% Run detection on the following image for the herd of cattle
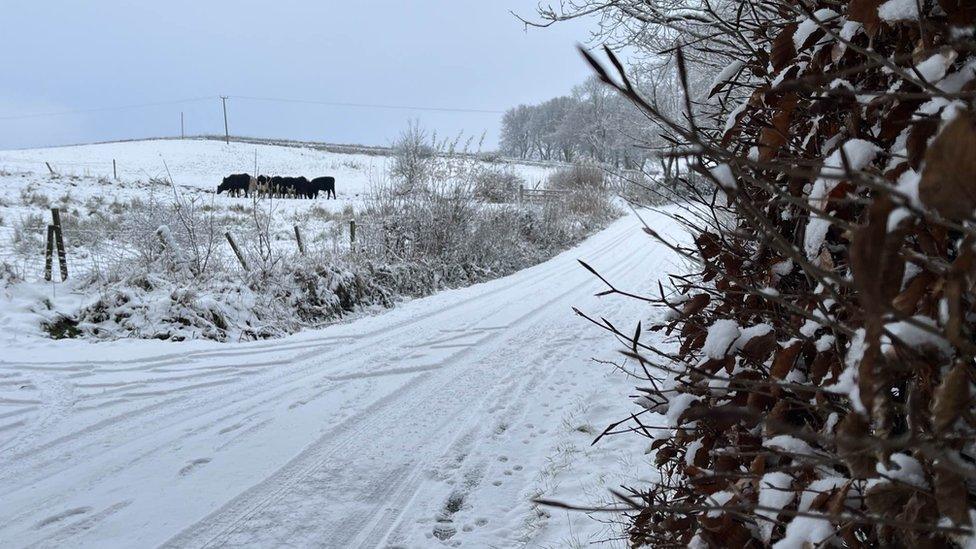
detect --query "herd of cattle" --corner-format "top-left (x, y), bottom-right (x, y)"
top-left (216, 173), bottom-right (337, 199)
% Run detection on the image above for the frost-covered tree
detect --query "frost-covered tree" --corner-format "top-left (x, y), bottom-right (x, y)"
top-left (499, 104), bottom-right (534, 159)
top-left (389, 120), bottom-right (436, 192)
top-left (498, 77), bottom-right (655, 168)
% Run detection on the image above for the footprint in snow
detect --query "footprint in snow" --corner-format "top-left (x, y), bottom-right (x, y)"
top-left (179, 457), bottom-right (212, 476)
top-left (35, 507), bottom-right (92, 529)
top-left (218, 422), bottom-right (244, 435)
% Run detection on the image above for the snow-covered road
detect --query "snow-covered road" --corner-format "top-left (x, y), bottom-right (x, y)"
top-left (0, 210), bottom-right (680, 548)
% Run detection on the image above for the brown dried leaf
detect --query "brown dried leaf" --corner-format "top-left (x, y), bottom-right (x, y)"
top-left (892, 271), bottom-right (935, 315)
top-left (907, 116), bottom-right (941, 169)
top-left (770, 341), bottom-right (802, 381)
top-left (740, 331), bottom-right (777, 364)
top-left (837, 413), bottom-right (877, 478)
top-left (759, 93), bottom-right (797, 161)
top-left (919, 109), bottom-right (976, 220)
top-left (848, 0), bottom-right (883, 37)
top-left (865, 482), bottom-right (914, 516)
top-left (810, 351), bottom-right (838, 386)
top-left (933, 361), bottom-right (970, 434)
top-left (851, 196), bottom-right (898, 317)
top-left (939, 0), bottom-right (976, 25)
top-left (722, 106), bottom-right (749, 146)
top-left (935, 463), bottom-right (971, 526)
top-left (828, 480), bottom-right (854, 516)
top-left (771, 24), bottom-right (798, 72)
top-left (681, 293), bottom-right (711, 318)
top-left (897, 493), bottom-right (941, 547)
top-left (879, 100), bottom-right (922, 141)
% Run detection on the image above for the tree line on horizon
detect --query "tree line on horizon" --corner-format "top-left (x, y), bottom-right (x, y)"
top-left (498, 77), bottom-right (662, 170)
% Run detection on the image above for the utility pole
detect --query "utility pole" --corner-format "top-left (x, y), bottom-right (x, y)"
top-left (220, 96), bottom-right (230, 145)
top-left (180, 112), bottom-right (185, 139)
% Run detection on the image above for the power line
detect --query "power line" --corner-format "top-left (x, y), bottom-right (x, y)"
top-left (229, 95), bottom-right (505, 115)
top-left (0, 94), bottom-right (506, 123)
top-left (0, 96), bottom-right (215, 121)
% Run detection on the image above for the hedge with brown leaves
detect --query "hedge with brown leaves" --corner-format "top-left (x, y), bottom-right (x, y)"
top-left (577, 1), bottom-right (976, 546)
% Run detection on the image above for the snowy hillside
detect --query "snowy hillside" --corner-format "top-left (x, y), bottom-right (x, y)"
top-left (0, 138), bottom-right (558, 199)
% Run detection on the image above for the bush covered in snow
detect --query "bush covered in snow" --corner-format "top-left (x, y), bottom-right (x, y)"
top-left (471, 164), bottom-right (525, 203)
top-left (359, 157), bottom-right (617, 293)
top-left (546, 163), bottom-right (604, 192)
top-left (59, 258), bottom-right (394, 342)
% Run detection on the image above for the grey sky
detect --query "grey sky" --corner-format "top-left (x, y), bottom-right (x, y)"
top-left (0, 1), bottom-right (595, 150)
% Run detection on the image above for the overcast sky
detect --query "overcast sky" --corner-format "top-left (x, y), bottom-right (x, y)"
top-left (0, 1), bottom-right (596, 150)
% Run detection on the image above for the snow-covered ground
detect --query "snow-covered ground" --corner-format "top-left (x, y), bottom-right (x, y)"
top-left (0, 138), bottom-right (557, 202)
top-left (0, 208), bottom-right (681, 548)
top-left (0, 139), bottom-right (562, 282)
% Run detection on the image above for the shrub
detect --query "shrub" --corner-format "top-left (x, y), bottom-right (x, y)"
top-left (547, 164), bottom-right (605, 191)
top-left (362, 164), bottom-right (618, 292)
top-left (43, 315), bottom-right (81, 339)
top-left (19, 188), bottom-right (50, 208)
top-left (472, 165), bottom-right (524, 203)
top-left (389, 120), bottom-right (437, 193)
top-left (12, 213), bottom-right (46, 255)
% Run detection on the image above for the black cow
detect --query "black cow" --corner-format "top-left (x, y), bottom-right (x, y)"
top-left (217, 173), bottom-right (252, 197)
top-left (295, 177), bottom-right (312, 199)
top-left (310, 176), bottom-right (336, 199)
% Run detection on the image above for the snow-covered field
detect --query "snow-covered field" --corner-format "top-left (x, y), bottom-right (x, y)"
top-left (0, 139), bottom-right (562, 282)
top-left (0, 138), bottom-right (557, 204)
top-left (0, 208), bottom-right (682, 548)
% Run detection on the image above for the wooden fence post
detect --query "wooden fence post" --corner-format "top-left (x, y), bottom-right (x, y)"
top-left (113, 159), bottom-right (118, 180)
top-left (50, 208), bottom-right (68, 280)
top-left (518, 184), bottom-right (524, 204)
top-left (224, 231), bottom-right (248, 271)
top-left (45, 162), bottom-right (56, 176)
top-left (349, 220), bottom-right (357, 249)
top-left (44, 225), bottom-right (55, 281)
top-left (294, 225), bottom-right (306, 256)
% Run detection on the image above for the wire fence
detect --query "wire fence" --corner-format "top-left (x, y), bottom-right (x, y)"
top-left (0, 157), bottom-right (169, 183)
top-left (1, 207), bottom-right (374, 284)
top-left (0, 165), bottom-right (576, 285)
top-left (0, 223), bottom-right (144, 283)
